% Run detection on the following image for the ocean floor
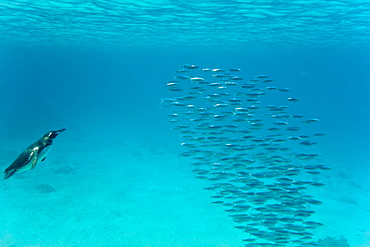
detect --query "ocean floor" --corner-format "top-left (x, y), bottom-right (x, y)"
top-left (0, 127), bottom-right (369, 247)
top-left (314, 144), bottom-right (370, 247)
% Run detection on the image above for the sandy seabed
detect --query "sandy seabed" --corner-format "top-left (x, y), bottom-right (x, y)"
top-left (0, 130), bottom-right (369, 247)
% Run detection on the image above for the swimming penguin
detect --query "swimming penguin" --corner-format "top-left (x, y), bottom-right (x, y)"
top-left (4, 128), bottom-right (66, 179)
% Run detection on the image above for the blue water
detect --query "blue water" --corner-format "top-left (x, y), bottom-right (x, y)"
top-left (0, 1), bottom-right (370, 247)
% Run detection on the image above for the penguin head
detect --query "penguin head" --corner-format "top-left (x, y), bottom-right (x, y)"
top-left (44, 128), bottom-right (66, 139)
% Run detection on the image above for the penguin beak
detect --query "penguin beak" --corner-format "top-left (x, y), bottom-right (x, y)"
top-left (50, 128), bottom-right (66, 138)
top-left (55, 128), bottom-right (66, 134)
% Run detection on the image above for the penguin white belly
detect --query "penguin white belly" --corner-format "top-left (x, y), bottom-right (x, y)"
top-left (38, 146), bottom-right (52, 163)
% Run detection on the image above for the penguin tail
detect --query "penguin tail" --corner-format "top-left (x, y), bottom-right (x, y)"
top-left (4, 169), bottom-right (16, 179)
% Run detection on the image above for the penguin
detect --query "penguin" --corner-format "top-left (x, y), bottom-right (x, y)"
top-left (4, 128), bottom-right (66, 179)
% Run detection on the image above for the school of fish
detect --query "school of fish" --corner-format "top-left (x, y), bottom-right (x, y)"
top-left (161, 64), bottom-right (328, 247)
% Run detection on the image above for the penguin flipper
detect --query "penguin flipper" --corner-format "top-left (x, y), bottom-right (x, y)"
top-left (30, 149), bottom-right (39, 169)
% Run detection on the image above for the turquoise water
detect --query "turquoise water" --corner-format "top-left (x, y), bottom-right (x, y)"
top-left (0, 1), bottom-right (370, 247)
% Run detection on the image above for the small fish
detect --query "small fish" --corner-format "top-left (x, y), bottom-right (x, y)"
top-left (183, 64), bottom-right (199, 69)
top-left (191, 77), bottom-right (204, 82)
top-left (288, 97), bottom-right (300, 102)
